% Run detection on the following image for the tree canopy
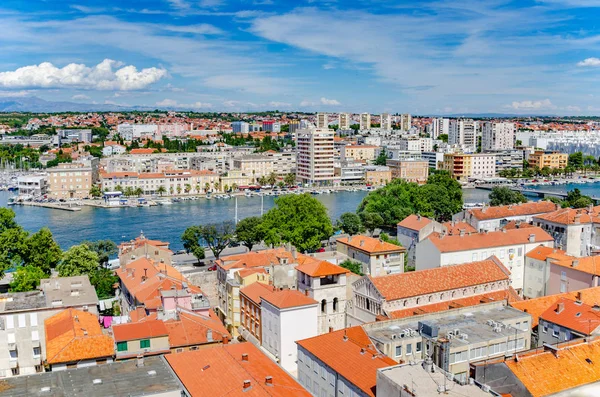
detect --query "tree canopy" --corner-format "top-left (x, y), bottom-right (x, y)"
top-left (337, 212), bottom-right (363, 235)
top-left (235, 217), bottom-right (264, 251)
top-left (10, 265), bottom-right (46, 292)
top-left (57, 244), bottom-right (100, 277)
top-left (339, 259), bottom-right (363, 276)
top-left (260, 194), bottom-right (333, 252)
top-left (182, 222), bottom-right (235, 260)
top-left (488, 187), bottom-right (528, 206)
top-left (181, 226), bottom-right (206, 261)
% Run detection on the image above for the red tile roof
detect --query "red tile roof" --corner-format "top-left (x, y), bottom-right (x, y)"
top-left (369, 258), bottom-right (510, 301)
top-left (297, 327), bottom-right (396, 397)
top-left (165, 311), bottom-right (231, 348)
top-left (295, 260), bottom-right (349, 277)
top-left (113, 319), bottom-right (169, 342)
top-left (469, 201), bottom-right (558, 221)
top-left (240, 282), bottom-right (277, 306)
top-left (165, 342), bottom-right (311, 397)
top-left (427, 227), bottom-right (553, 253)
top-left (45, 308), bottom-right (114, 364)
top-left (443, 220), bottom-right (477, 235)
top-left (261, 289), bottom-right (318, 310)
top-left (336, 235), bottom-right (406, 254)
top-left (397, 214), bottom-right (433, 230)
top-left (217, 248), bottom-right (314, 271)
top-left (533, 205), bottom-right (600, 225)
top-left (525, 245), bottom-right (570, 262)
top-left (552, 255), bottom-right (600, 276)
top-left (539, 298), bottom-right (600, 335)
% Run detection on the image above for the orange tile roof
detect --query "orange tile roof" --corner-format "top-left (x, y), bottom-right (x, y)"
top-left (469, 201), bottom-right (558, 221)
top-left (217, 248), bottom-right (314, 271)
top-left (113, 319), bottom-right (169, 342)
top-left (525, 245), bottom-right (570, 261)
top-left (443, 220), bottom-right (477, 235)
top-left (533, 206), bottom-right (600, 225)
top-left (386, 288), bottom-right (521, 319)
top-left (261, 289), bottom-right (318, 310)
top-left (45, 308), bottom-right (114, 364)
top-left (510, 287), bottom-right (600, 327)
top-left (503, 220), bottom-right (535, 230)
top-left (369, 258), bottom-right (510, 301)
top-left (397, 214), bottom-right (433, 230)
top-left (552, 255), bottom-right (600, 276)
top-left (240, 282), bottom-right (277, 306)
top-left (165, 342), bottom-right (311, 397)
top-left (539, 298), bottom-right (600, 335)
top-left (336, 235), bottom-right (406, 254)
top-left (130, 148), bottom-right (157, 154)
top-left (427, 227), bottom-right (553, 253)
top-left (297, 327), bottom-right (397, 397)
top-left (237, 268), bottom-right (268, 279)
top-left (505, 339), bottom-right (600, 397)
top-left (295, 260), bottom-right (349, 277)
top-left (165, 311), bottom-right (231, 348)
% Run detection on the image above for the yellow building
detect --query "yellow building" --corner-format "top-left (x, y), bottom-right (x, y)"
top-left (441, 153), bottom-right (496, 181)
top-left (365, 167), bottom-right (392, 186)
top-left (341, 145), bottom-right (378, 162)
top-left (225, 268), bottom-right (271, 338)
top-left (528, 150), bottom-right (568, 169)
top-left (47, 163), bottom-right (93, 199)
top-left (387, 159), bottom-right (429, 184)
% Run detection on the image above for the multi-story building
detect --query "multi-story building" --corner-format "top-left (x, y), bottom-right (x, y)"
top-left (429, 117), bottom-right (449, 139)
top-left (364, 166), bottom-right (392, 186)
top-left (400, 113), bottom-right (412, 131)
top-left (0, 276), bottom-right (98, 378)
top-left (421, 151), bottom-right (445, 170)
top-left (261, 290), bottom-right (318, 372)
top-left (288, 119), bottom-right (300, 134)
top-left (316, 112), bottom-right (328, 129)
top-left (296, 127), bottom-right (335, 185)
top-left (296, 260), bottom-right (350, 334)
top-left (527, 150), bottom-right (568, 169)
top-left (441, 153), bottom-right (496, 181)
top-left (348, 258), bottom-right (512, 324)
top-left (395, 138), bottom-right (433, 153)
top-left (100, 169), bottom-right (220, 195)
top-left (336, 235), bottom-right (406, 277)
top-left (231, 121), bottom-right (250, 134)
top-left (57, 129), bottom-right (92, 144)
top-left (380, 113), bottom-right (392, 130)
top-left (334, 159), bottom-right (365, 184)
top-left (482, 122), bottom-right (515, 151)
top-left (386, 159), bottom-right (429, 183)
top-left (449, 119), bottom-right (477, 151)
top-left (239, 282), bottom-right (276, 345)
top-left (17, 174), bottom-right (48, 197)
top-left (359, 113), bottom-right (371, 130)
top-left (47, 163), bottom-right (93, 199)
top-left (264, 150), bottom-right (296, 176)
top-left (338, 112), bottom-right (350, 130)
top-left (397, 215), bottom-right (446, 267)
top-left (456, 201), bottom-right (559, 232)
top-left (232, 155), bottom-right (275, 181)
top-left (262, 120), bottom-right (281, 133)
top-left (538, 298), bottom-right (600, 345)
top-left (415, 227), bottom-right (554, 292)
top-left (341, 145), bottom-right (378, 162)
top-left (117, 123), bottom-right (157, 141)
top-left (493, 149), bottom-right (524, 173)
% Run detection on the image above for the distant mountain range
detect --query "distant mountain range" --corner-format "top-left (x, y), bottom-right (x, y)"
top-left (0, 96), bottom-right (155, 113)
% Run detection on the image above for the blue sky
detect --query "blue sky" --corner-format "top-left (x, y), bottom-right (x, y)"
top-left (1, 0), bottom-right (600, 114)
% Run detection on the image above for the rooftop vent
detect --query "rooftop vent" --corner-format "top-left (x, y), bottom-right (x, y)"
top-left (147, 370), bottom-right (157, 376)
top-left (202, 365), bottom-right (211, 371)
top-left (40, 387), bottom-right (51, 393)
top-left (243, 380), bottom-right (252, 391)
top-left (265, 376), bottom-right (273, 386)
top-left (242, 353), bottom-right (249, 362)
top-left (92, 379), bottom-right (102, 385)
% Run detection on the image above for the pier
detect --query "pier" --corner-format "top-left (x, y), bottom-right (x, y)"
top-left (18, 202), bottom-right (82, 212)
top-left (475, 185), bottom-right (600, 201)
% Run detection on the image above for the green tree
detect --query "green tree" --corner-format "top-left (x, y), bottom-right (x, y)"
top-left (568, 152), bottom-right (584, 169)
top-left (374, 149), bottom-right (388, 166)
top-left (380, 232), bottom-right (402, 247)
top-left (89, 267), bottom-right (118, 299)
top-left (0, 226), bottom-right (29, 278)
top-left (235, 216), bottom-right (264, 251)
top-left (57, 244), bottom-right (99, 277)
top-left (0, 208), bottom-right (18, 232)
top-left (157, 186), bottom-right (166, 196)
top-left (200, 222), bottom-right (235, 259)
top-left (488, 187), bottom-right (528, 206)
top-left (339, 259), bottom-right (363, 276)
top-left (572, 196), bottom-right (593, 208)
top-left (267, 172), bottom-right (277, 186)
top-left (438, 134), bottom-right (448, 143)
top-left (82, 239), bottom-right (117, 267)
top-left (181, 226), bottom-right (206, 262)
top-left (337, 212), bottom-right (363, 235)
top-left (284, 173), bottom-right (296, 187)
top-left (360, 212), bottom-right (384, 233)
top-left (134, 187), bottom-right (144, 197)
top-left (10, 265), bottom-right (46, 292)
top-left (260, 194), bottom-right (333, 252)
top-left (89, 185), bottom-right (102, 198)
top-left (22, 227), bottom-right (62, 274)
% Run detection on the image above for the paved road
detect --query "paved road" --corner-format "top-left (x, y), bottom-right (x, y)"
top-left (172, 243), bottom-right (271, 273)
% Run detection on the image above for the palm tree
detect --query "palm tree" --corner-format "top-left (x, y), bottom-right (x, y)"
top-left (284, 173), bottom-right (296, 186)
top-left (231, 183), bottom-right (238, 191)
top-left (169, 186), bottom-right (174, 195)
top-left (184, 184), bottom-right (191, 194)
top-left (134, 187), bottom-right (144, 197)
top-left (267, 172), bottom-right (277, 186)
top-left (124, 187), bottom-right (134, 197)
top-left (115, 184), bottom-right (123, 193)
top-left (157, 186), bottom-right (166, 196)
top-left (258, 176), bottom-right (267, 186)
top-left (195, 183), bottom-right (201, 194)
top-left (204, 182), bottom-right (210, 193)
top-left (176, 185), bottom-right (182, 195)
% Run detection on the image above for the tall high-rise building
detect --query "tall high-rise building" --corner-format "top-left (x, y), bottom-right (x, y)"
top-left (296, 127), bottom-right (335, 185)
top-left (430, 118), bottom-right (449, 139)
top-left (288, 120), bottom-right (300, 134)
top-left (482, 122), bottom-right (515, 151)
top-left (231, 121), bottom-right (250, 134)
top-left (338, 113), bottom-right (350, 130)
top-left (316, 112), bottom-right (328, 129)
top-left (400, 114), bottom-right (412, 131)
top-left (449, 119), bottom-right (477, 151)
top-left (360, 113), bottom-right (371, 130)
top-left (380, 113), bottom-right (392, 130)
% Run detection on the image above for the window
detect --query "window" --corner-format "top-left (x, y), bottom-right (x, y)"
top-left (11, 367), bottom-right (19, 376)
top-left (9, 350), bottom-right (17, 359)
top-left (35, 365), bottom-right (44, 373)
top-left (33, 347), bottom-right (41, 357)
top-left (542, 325), bottom-right (548, 333)
top-left (6, 315), bottom-right (13, 329)
top-left (518, 247), bottom-right (523, 256)
top-left (472, 253), bottom-right (478, 261)
top-left (333, 298), bottom-right (338, 312)
top-left (321, 299), bottom-right (327, 314)
top-left (395, 345), bottom-right (402, 357)
top-left (416, 342), bottom-right (422, 353)
top-left (500, 249), bottom-right (505, 259)
top-left (30, 313), bottom-right (38, 327)
top-left (450, 350), bottom-right (467, 364)
top-left (31, 330), bottom-right (39, 341)
top-left (406, 344), bottom-right (413, 355)
top-left (552, 328), bottom-right (560, 338)
top-left (117, 341), bottom-right (128, 352)
top-left (561, 271), bottom-right (567, 281)
top-left (18, 314), bottom-right (26, 328)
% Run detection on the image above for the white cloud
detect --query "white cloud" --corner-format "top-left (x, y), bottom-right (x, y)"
top-left (300, 100), bottom-right (316, 107)
top-left (564, 105), bottom-right (581, 112)
top-left (156, 99), bottom-right (212, 108)
top-left (199, 0), bottom-right (225, 7)
top-left (0, 59), bottom-right (167, 91)
top-left (509, 99), bottom-right (556, 110)
top-left (0, 90), bottom-right (35, 98)
top-left (320, 97), bottom-right (340, 105)
top-left (577, 57), bottom-right (600, 67)
top-left (160, 24), bottom-right (223, 35)
top-left (166, 0), bottom-right (190, 10)
top-left (71, 94), bottom-right (90, 100)
top-left (322, 63), bottom-right (336, 70)
top-left (268, 101), bottom-right (291, 107)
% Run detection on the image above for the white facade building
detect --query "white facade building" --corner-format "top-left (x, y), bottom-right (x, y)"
top-left (338, 113), bottom-right (351, 130)
top-left (359, 113), bottom-right (371, 130)
top-left (400, 114), bottom-right (412, 131)
top-left (380, 113), bottom-right (392, 130)
top-left (296, 127), bottom-right (336, 185)
top-left (231, 121), bottom-right (250, 134)
top-left (429, 117), bottom-right (449, 139)
top-left (17, 175), bottom-right (48, 197)
top-left (449, 119), bottom-right (478, 151)
top-left (117, 123), bottom-right (158, 141)
top-left (482, 122), bottom-right (515, 151)
top-left (316, 113), bottom-right (328, 129)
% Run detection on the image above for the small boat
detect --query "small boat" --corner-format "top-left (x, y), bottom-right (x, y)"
top-left (7, 197), bottom-right (16, 206)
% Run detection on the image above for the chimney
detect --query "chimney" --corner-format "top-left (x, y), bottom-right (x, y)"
top-left (556, 302), bottom-right (564, 314)
top-left (577, 291), bottom-right (582, 301)
top-left (572, 260), bottom-right (579, 268)
top-left (439, 231), bottom-right (446, 240)
top-left (291, 246), bottom-right (297, 260)
top-left (137, 355), bottom-right (145, 367)
top-left (529, 234), bottom-right (535, 243)
top-left (575, 214), bottom-right (581, 224)
top-left (265, 376), bottom-right (273, 386)
top-left (207, 329), bottom-right (213, 342)
top-left (360, 348), bottom-right (366, 354)
top-left (329, 326), bottom-right (334, 333)
top-left (242, 353), bottom-right (249, 362)
top-left (459, 229), bottom-right (465, 237)
top-left (417, 214), bottom-right (421, 221)
top-left (243, 380), bottom-right (252, 391)
top-left (359, 239), bottom-right (364, 247)
top-left (222, 335), bottom-right (229, 345)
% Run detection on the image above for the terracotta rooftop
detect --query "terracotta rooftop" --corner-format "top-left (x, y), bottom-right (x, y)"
top-left (510, 287), bottom-right (600, 327)
top-left (427, 227), bottom-right (553, 253)
top-left (505, 338), bottom-right (600, 397)
top-left (469, 201), bottom-right (558, 221)
top-left (503, 220), bottom-right (535, 230)
top-left (240, 282), bottom-right (277, 306)
top-left (525, 245), bottom-right (570, 262)
top-left (261, 289), bottom-right (318, 310)
top-left (336, 235), bottom-right (406, 254)
top-left (295, 260), bottom-right (349, 277)
top-left (533, 206), bottom-right (600, 225)
top-left (165, 311), bottom-right (231, 348)
top-left (397, 214), bottom-right (433, 231)
top-left (296, 327), bottom-right (397, 397)
top-left (217, 248), bottom-right (313, 271)
top-left (539, 298), bottom-right (600, 335)
top-left (45, 308), bottom-right (114, 365)
top-left (443, 220), bottom-right (477, 235)
top-left (113, 319), bottom-right (169, 342)
top-left (165, 342), bottom-right (311, 397)
top-left (368, 257), bottom-right (510, 301)
top-left (552, 255), bottom-right (600, 276)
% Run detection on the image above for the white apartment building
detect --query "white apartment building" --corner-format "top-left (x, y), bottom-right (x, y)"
top-left (316, 112), bottom-right (328, 129)
top-left (296, 127), bottom-right (336, 185)
top-left (415, 227), bottom-right (554, 292)
top-left (231, 121), bottom-right (250, 134)
top-left (400, 114), bottom-right (412, 131)
top-left (232, 155), bottom-right (275, 180)
top-left (397, 137), bottom-right (433, 153)
top-left (338, 113), bottom-right (351, 130)
top-left (264, 150), bottom-right (296, 176)
top-left (47, 163), bottom-right (93, 199)
top-left (429, 117), bottom-right (450, 139)
top-left (359, 113), bottom-right (371, 130)
top-left (380, 113), bottom-right (392, 130)
top-left (449, 119), bottom-right (478, 151)
top-left (421, 151), bottom-right (445, 169)
top-left (102, 143), bottom-right (126, 156)
top-left (17, 175), bottom-right (48, 197)
top-left (336, 235), bottom-right (406, 277)
top-left (482, 122), bottom-right (515, 151)
top-left (261, 290), bottom-right (318, 372)
top-left (296, 261), bottom-right (350, 335)
top-left (100, 169), bottom-right (220, 195)
top-left (117, 123), bottom-right (158, 141)
top-left (456, 201), bottom-right (559, 233)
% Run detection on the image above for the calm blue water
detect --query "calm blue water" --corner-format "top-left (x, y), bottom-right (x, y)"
top-left (0, 191), bottom-right (369, 250)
